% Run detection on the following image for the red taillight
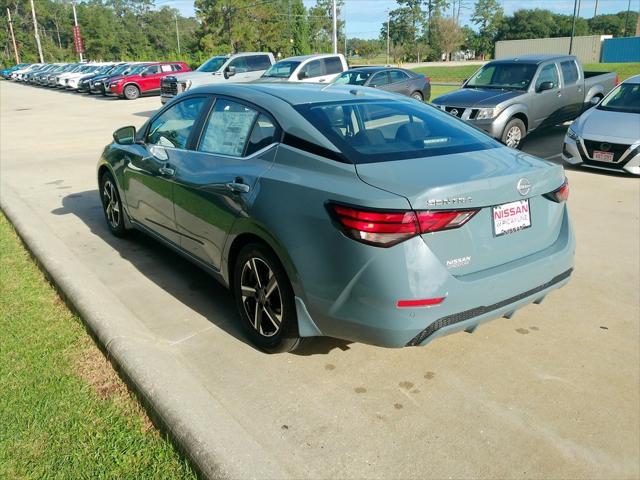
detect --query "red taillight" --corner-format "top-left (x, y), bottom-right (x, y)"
top-left (615, 74), bottom-right (620, 86)
top-left (544, 179), bottom-right (569, 203)
top-left (397, 297), bottom-right (445, 308)
top-left (329, 204), bottom-right (479, 247)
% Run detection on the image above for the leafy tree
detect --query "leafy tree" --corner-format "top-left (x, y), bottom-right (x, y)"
top-left (471, 0), bottom-right (502, 59)
top-left (434, 16), bottom-right (464, 61)
top-left (308, 0), bottom-right (344, 53)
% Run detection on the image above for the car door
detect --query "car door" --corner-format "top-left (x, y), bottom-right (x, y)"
top-left (138, 65), bottom-right (162, 92)
top-left (530, 62), bottom-right (562, 129)
top-left (559, 59), bottom-right (583, 121)
top-left (171, 98), bottom-right (280, 270)
top-left (121, 96), bottom-right (211, 245)
top-left (367, 71), bottom-right (391, 89)
top-left (383, 70), bottom-right (411, 96)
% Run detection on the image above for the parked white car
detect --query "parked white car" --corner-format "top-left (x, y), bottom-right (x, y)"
top-left (66, 63), bottom-right (114, 90)
top-left (160, 52), bottom-right (275, 104)
top-left (11, 64), bottom-right (43, 81)
top-left (258, 53), bottom-right (348, 83)
top-left (563, 74), bottom-right (640, 176)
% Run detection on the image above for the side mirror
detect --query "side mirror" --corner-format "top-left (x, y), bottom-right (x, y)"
top-left (297, 71), bottom-right (307, 80)
top-left (224, 66), bottom-right (236, 79)
top-left (589, 96), bottom-right (601, 106)
top-left (537, 81), bottom-right (554, 92)
top-left (113, 126), bottom-right (136, 145)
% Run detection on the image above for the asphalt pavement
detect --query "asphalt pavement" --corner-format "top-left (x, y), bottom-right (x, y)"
top-left (1, 81), bottom-right (638, 479)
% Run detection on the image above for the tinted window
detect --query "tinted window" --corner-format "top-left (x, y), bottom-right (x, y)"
top-left (301, 60), bottom-right (323, 78)
top-left (560, 61), bottom-right (579, 85)
top-left (389, 70), bottom-right (410, 83)
top-left (147, 97), bottom-right (208, 149)
top-left (369, 72), bottom-right (389, 87)
top-left (295, 100), bottom-right (499, 164)
top-left (247, 55), bottom-right (272, 71)
top-left (536, 64), bottom-right (559, 90)
top-left (229, 57), bottom-right (249, 73)
top-left (466, 63), bottom-right (537, 90)
top-left (246, 114), bottom-right (279, 155)
top-left (323, 57), bottom-right (343, 75)
top-left (199, 99), bottom-right (258, 156)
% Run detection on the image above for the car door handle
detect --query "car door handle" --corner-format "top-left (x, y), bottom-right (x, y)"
top-left (225, 182), bottom-right (250, 193)
top-left (159, 166), bottom-right (175, 176)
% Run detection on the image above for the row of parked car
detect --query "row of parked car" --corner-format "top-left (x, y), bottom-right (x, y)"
top-left (2, 53), bottom-right (432, 104)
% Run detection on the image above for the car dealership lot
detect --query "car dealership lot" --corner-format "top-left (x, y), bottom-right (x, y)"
top-left (1, 81), bottom-right (638, 478)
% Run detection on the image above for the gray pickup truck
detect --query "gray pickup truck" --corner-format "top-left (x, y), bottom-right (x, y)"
top-left (432, 55), bottom-right (618, 148)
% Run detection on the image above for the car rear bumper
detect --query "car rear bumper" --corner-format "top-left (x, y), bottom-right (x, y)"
top-left (300, 205), bottom-right (575, 348)
top-left (563, 136), bottom-right (640, 176)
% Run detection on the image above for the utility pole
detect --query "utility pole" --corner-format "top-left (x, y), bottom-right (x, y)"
top-left (71, 1), bottom-right (83, 62)
top-left (623, 0), bottom-right (631, 36)
top-left (30, 0), bottom-right (44, 63)
top-left (386, 9), bottom-right (390, 65)
top-left (175, 14), bottom-right (181, 57)
top-left (569, 0), bottom-right (578, 55)
top-left (7, 8), bottom-right (20, 64)
top-left (332, 0), bottom-right (337, 54)
top-left (593, 0), bottom-right (599, 17)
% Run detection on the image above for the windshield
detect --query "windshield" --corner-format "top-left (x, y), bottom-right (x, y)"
top-left (295, 100), bottom-right (499, 163)
top-left (262, 61), bottom-right (300, 78)
top-left (466, 63), bottom-right (538, 90)
top-left (126, 64), bottom-right (149, 76)
top-left (597, 82), bottom-right (640, 114)
top-left (109, 64), bottom-right (129, 75)
top-left (333, 70), bottom-right (373, 86)
top-left (197, 56), bottom-right (228, 73)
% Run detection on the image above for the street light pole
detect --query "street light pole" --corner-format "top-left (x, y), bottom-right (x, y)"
top-left (72, 1), bottom-right (83, 62)
top-left (332, 0), bottom-right (337, 54)
top-left (569, 0), bottom-right (578, 55)
top-left (7, 8), bottom-right (20, 64)
top-left (386, 9), bottom-right (390, 65)
top-left (30, 0), bottom-right (44, 63)
top-left (175, 14), bottom-right (181, 57)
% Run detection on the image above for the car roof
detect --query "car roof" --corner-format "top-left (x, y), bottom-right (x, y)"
top-left (493, 54), bottom-right (576, 64)
top-left (277, 54), bottom-right (342, 62)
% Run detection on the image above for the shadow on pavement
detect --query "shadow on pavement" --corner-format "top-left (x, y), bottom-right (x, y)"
top-left (51, 190), bottom-right (350, 355)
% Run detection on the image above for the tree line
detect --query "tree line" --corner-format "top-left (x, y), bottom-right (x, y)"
top-left (2, 0), bottom-right (638, 67)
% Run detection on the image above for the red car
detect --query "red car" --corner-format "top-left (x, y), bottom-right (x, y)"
top-left (106, 61), bottom-right (190, 100)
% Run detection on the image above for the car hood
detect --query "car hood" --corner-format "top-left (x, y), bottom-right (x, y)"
top-left (573, 107), bottom-right (640, 144)
top-left (432, 88), bottom-right (525, 108)
top-left (167, 71), bottom-right (221, 82)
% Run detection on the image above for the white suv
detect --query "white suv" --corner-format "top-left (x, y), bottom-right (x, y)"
top-left (258, 54), bottom-right (348, 83)
top-left (160, 52), bottom-right (275, 104)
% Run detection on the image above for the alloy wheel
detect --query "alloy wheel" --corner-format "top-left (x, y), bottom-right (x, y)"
top-left (102, 180), bottom-right (120, 229)
top-left (505, 125), bottom-right (522, 148)
top-left (240, 257), bottom-right (283, 337)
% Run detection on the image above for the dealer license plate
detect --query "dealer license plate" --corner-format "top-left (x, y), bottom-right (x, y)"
top-left (493, 199), bottom-right (531, 237)
top-left (593, 150), bottom-right (614, 162)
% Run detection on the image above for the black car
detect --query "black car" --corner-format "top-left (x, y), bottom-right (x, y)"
top-left (78, 63), bottom-right (124, 93)
top-left (333, 67), bottom-right (431, 102)
top-left (88, 63), bottom-right (138, 95)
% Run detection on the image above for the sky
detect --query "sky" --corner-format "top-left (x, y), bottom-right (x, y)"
top-left (161, 0), bottom-right (638, 39)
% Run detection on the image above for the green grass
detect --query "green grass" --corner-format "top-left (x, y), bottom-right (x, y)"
top-left (0, 213), bottom-right (196, 479)
top-left (429, 84), bottom-right (457, 101)
top-left (583, 62), bottom-right (640, 81)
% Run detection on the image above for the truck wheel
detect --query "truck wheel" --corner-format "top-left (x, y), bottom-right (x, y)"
top-left (123, 84), bottom-right (140, 100)
top-left (501, 118), bottom-right (526, 149)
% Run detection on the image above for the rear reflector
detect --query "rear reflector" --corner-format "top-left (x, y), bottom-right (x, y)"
top-left (544, 179), bottom-right (569, 203)
top-left (329, 203), bottom-right (479, 247)
top-left (397, 297), bottom-right (445, 308)
top-left (615, 74), bottom-right (620, 86)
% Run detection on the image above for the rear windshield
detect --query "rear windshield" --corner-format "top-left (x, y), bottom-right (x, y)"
top-left (333, 70), bottom-right (373, 85)
top-left (466, 63), bottom-right (538, 90)
top-left (597, 83), bottom-right (640, 114)
top-left (295, 100), bottom-right (499, 164)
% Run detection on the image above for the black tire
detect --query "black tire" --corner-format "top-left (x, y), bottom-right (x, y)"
top-left (410, 91), bottom-right (423, 101)
top-left (123, 84), bottom-right (140, 100)
top-left (233, 243), bottom-right (302, 353)
top-left (501, 118), bottom-right (526, 149)
top-left (99, 171), bottom-right (127, 237)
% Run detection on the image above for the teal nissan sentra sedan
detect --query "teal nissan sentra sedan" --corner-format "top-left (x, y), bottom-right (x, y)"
top-left (97, 83), bottom-right (575, 353)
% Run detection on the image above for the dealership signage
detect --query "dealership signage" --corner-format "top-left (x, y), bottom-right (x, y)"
top-left (73, 25), bottom-right (84, 54)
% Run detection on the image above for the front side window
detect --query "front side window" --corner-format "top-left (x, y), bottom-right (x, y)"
top-left (229, 57), bottom-right (249, 73)
top-left (323, 57), bottom-right (343, 75)
top-left (560, 61), bottom-right (579, 85)
top-left (199, 99), bottom-right (258, 156)
top-left (466, 63), bottom-right (537, 90)
top-left (147, 97), bottom-right (208, 149)
top-left (296, 100), bottom-right (499, 163)
top-left (145, 65), bottom-right (161, 75)
top-left (535, 64), bottom-right (559, 90)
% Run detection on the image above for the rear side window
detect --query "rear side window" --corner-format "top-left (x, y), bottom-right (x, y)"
top-left (147, 97), bottom-right (209, 149)
top-left (171, 64), bottom-right (184, 71)
top-left (560, 61), bottom-right (579, 85)
top-left (246, 114), bottom-right (279, 155)
top-left (389, 70), bottom-right (410, 83)
top-left (198, 99), bottom-right (258, 157)
top-left (323, 57), bottom-right (343, 75)
top-left (369, 72), bottom-right (389, 87)
top-left (247, 55), bottom-right (272, 71)
top-left (161, 65), bottom-right (172, 73)
top-left (295, 100), bottom-right (499, 163)
top-left (301, 60), bottom-right (323, 78)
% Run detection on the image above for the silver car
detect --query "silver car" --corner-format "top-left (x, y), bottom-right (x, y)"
top-left (563, 75), bottom-right (640, 175)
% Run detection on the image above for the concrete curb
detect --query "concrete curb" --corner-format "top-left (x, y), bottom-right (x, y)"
top-left (1, 183), bottom-right (290, 480)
